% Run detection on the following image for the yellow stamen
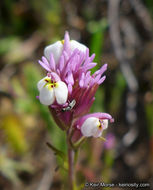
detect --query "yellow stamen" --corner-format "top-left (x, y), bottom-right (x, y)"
top-left (98, 120), bottom-right (102, 129)
top-left (61, 40), bottom-right (64, 44)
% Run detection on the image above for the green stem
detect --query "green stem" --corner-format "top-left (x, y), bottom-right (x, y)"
top-left (74, 149), bottom-right (79, 165)
top-left (67, 128), bottom-right (85, 189)
top-left (67, 133), bottom-right (75, 190)
top-left (74, 136), bottom-right (86, 149)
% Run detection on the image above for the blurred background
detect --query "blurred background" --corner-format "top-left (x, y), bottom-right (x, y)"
top-left (0, 0), bottom-right (153, 189)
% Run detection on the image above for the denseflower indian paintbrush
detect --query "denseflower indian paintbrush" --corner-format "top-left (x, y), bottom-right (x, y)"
top-left (36, 31), bottom-right (114, 190)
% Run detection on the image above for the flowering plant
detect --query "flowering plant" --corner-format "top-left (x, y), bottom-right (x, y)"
top-left (37, 32), bottom-right (114, 189)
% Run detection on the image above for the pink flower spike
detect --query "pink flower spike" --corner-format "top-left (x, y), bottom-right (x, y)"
top-left (79, 73), bottom-right (85, 88)
top-left (42, 56), bottom-right (50, 67)
top-left (68, 83), bottom-right (72, 94)
top-left (84, 72), bottom-right (92, 87)
top-left (98, 76), bottom-right (106, 85)
top-left (50, 53), bottom-right (56, 71)
top-left (38, 60), bottom-right (51, 72)
top-left (89, 53), bottom-right (95, 62)
top-left (37, 31), bottom-right (114, 130)
top-left (85, 48), bottom-right (89, 59)
top-left (82, 62), bottom-right (97, 71)
top-left (93, 63), bottom-right (108, 77)
top-left (58, 55), bottom-right (65, 72)
top-left (50, 72), bottom-right (61, 82)
top-left (63, 51), bottom-right (69, 63)
top-left (56, 69), bottom-right (60, 76)
top-left (94, 74), bottom-right (101, 83)
top-left (65, 71), bottom-right (74, 85)
top-left (63, 31), bottom-right (70, 53)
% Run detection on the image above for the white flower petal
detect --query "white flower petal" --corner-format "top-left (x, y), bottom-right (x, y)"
top-left (70, 40), bottom-right (87, 53)
top-left (81, 117), bottom-right (100, 137)
top-left (39, 85), bottom-right (55, 105)
top-left (54, 81), bottom-right (68, 105)
top-left (44, 41), bottom-right (63, 64)
top-left (37, 76), bottom-right (50, 91)
top-left (102, 119), bottom-right (108, 129)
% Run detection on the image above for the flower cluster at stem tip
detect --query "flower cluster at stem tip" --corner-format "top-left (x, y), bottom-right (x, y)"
top-left (37, 31), bottom-right (114, 139)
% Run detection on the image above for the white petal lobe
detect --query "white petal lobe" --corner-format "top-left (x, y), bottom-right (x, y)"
top-left (44, 41), bottom-right (63, 64)
top-left (37, 76), bottom-right (49, 91)
top-left (39, 85), bottom-right (55, 105)
top-left (102, 119), bottom-right (108, 129)
top-left (81, 117), bottom-right (99, 137)
top-left (70, 40), bottom-right (87, 53)
top-left (54, 81), bottom-right (68, 105)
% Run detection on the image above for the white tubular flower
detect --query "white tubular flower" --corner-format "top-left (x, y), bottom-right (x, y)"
top-left (81, 117), bottom-right (108, 138)
top-left (44, 41), bottom-right (63, 65)
top-left (54, 81), bottom-right (68, 105)
top-left (37, 76), bottom-right (68, 106)
top-left (37, 76), bottom-right (50, 91)
top-left (70, 40), bottom-right (87, 53)
top-left (39, 85), bottom-right (55, 105)
top-left (44, 40), bottom-right (87, 64)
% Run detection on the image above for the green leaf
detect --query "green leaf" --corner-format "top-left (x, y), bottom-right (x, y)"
top-left (46, 142), bottom-right (66, 161)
